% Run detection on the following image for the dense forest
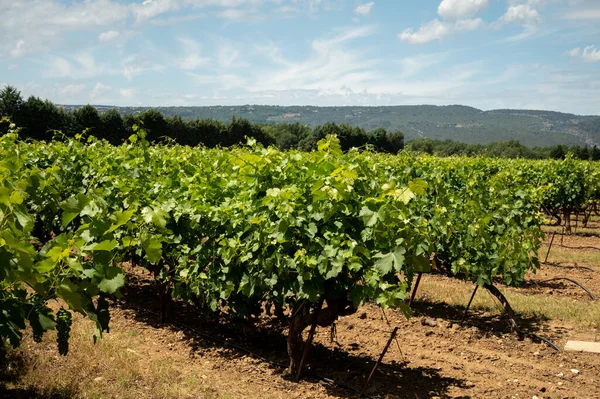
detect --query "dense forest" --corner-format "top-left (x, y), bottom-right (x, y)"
top-left (1, 85), bottom-right (599, 160)
top-left (0, 86), bottom-right (403, 153)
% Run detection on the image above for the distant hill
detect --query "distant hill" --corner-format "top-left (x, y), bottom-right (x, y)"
top-left (62, 104), bottom-right (600, 147)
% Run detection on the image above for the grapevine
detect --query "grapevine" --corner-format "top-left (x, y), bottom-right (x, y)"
top-left (2, 119), bottom-right (599, 371)
top-left (56, 309), bottom-right (72, 356)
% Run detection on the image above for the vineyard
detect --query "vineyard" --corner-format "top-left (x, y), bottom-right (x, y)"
top-left (1, 120), bottom-right (600, 397)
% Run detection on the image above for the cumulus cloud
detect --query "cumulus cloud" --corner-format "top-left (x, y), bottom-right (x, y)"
top-left (90, 82), bottom-right (112, 101)
top-left (497, 4), bottom-right (541, 26)
top-left (399, 0), bottom-right (488, 44)
top-left (0, 0), bottom-right (270, 58)
top-left (582, 45), bottom-right (600, 62)
top-left (437, 0), bottom-right (489, 20)
top-left (354, 2), bottom-right (374, 16)
top-left (566, 47), bottom-right (580, 57)
top-left (174, 37), bottom-right (209, 70)
top-left (569, 45), bottom-right (600, 62)
top-left (399, 18), bottom-right (484, 44)
top-left (99, 30), bottom-right (120, 42)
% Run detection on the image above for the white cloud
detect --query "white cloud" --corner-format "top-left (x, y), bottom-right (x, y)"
top-left (188, 72), bottom-right (246, 89)
top-left (217, 42), bottom-right (240, 68)
top-left (437, 0), bottom-right (489, 20)
top-left (354, 2), bottom-right (374, 16)
top-left (149, 13), bottom-right (206, 25)
top-left (122, 54), bottom-right (165, 80)
top-left (43, 53), bottom-right (108, 79)
top-left (566, 45), bottom-right (600, 62)
top-left (399, 0), bottom-right (489, 45)
top-left (57, 83), bottom-right (86, 98)
top-left (399, 18), bottom-right (484, 44)
top-left (396, 53), bottom-right (447, 78)
top-left (120, 88), bottom-right (136, 99)
top-left (252, 25), bottom-right (379, 92)
top-left (581, 45), bottom-right (600, 62)
top-left (99, 30), bottom-right (120, 42)
top-left (90, 82), bottom-right (112, 101)
top-left (217, 8), bottom-right (250, 19)
top-left (130, 0), bottom-right (180, 23)
top-left (175, 37), bottom-right (209, 70)
top-left (0, 0), bottom-right (268, 58)
top-left (566, 47), bottom-right (581, 57)
top-left (497, 4), bottom-right (541, 26)
top-left (9, 40), bottom-right (26, 58)
top-left (563, 1), bottom-right (600, 21)
top-left (44, 56), bottom-right (75, 78)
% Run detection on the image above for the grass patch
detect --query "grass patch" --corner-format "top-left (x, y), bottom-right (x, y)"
top-left (2, 315), bottom-right (225, 399)
top-left (542, 225), bottom-right (600, 237)
top-left (416, 277), bottom-right (600, 327)
top-left (542, 245), bottom-right (600, 266)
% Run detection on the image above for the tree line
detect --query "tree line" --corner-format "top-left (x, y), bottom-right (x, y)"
top-left (0, 86), bottom-right (404, 153)
top-left (2, 85), bottom-right (598, 159)
top-left (407, 138), bottom-right (600, 160)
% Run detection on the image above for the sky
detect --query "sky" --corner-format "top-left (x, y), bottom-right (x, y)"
top-left (0, 0), bottom-right (599, 114)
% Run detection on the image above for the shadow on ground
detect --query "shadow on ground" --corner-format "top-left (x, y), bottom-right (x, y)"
top-left (0, 350), bottom-right (77, 399)
top-left (117, 269), bottom-right (472, 399)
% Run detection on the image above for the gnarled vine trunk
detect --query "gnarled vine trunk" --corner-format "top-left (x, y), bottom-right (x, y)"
top-left (286, 293), bottom-right (357, 377)
top-left (564, 210), bottom-right (572, 234)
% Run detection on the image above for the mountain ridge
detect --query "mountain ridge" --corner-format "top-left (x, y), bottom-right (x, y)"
top-left (61, 104), bottom-right (600, 148)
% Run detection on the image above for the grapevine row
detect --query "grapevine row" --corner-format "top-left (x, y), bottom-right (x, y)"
top-left (1, 123), bottom-right (598, 372)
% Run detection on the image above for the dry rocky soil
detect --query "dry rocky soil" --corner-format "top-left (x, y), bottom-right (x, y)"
top-left (2, 232), bottom-right (600, 399)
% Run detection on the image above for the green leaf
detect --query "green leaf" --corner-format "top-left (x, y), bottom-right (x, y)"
top-left (13, 207), bottom-right (34, 232)
top-left (61, 194), bottom-right (90, 226)
top-left (34, 258), bottom-right (56, 273)
top-left (9, 190), bottom-right (24, 204)
top-left (92, 240), bottom-right (118, 252)
top-left (98, 267), bottom-right (125, 294)
top-left (57, 282), bottom-right (85, 312)
top-left (107, 208), bottom-right (136, 233)
top-left (141, 234), bottom-right (162, 263)
top-left (374, 247), bottom-right (406, 275)
top-left (408, 178), bottom-right (428, 196)
top-left (142, 206), bottom-right (168, 229)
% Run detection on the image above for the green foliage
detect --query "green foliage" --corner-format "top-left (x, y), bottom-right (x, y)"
top-left (5, 117), bottom-right (599, 368)
top-left (0, 86), bottom-right (23, 119)
top-left (0, 125), bottom-right (126, 351)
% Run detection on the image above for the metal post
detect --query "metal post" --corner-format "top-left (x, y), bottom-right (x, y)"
top-left (409, 273), bottom-right (423, 307)
top-left (544, 231), bottom-right (556, 263)
top-left (295, 299), bottom-right (323, 382)
top-left (461, 284), bottom-right (479, 324)
top-left (361, 327), bottom-right (399, 395)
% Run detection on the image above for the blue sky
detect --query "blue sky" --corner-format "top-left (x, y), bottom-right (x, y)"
top-left (0, 0), bottom-right (599, 114)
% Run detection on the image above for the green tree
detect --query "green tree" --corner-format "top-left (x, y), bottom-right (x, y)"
top-left (550, 145), bottom-right (567, 160)
top-left (16, 96), bottom-right (65, 140)
top-left (73, 105), bottom-right (102, 137)
top-left (591, 145), bottom-right (600, 161)
top-left (0, 85), bottom-right (23, 119)
top-left (386, 130), bottom-right (405, 153)
top-left (100, 109), bottom-right (127, 144)
top-left (138, 109), bottom-right (168, 142)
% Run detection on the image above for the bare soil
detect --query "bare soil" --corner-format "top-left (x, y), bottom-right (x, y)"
top-left (3, 235), bottom-right (600, 399)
